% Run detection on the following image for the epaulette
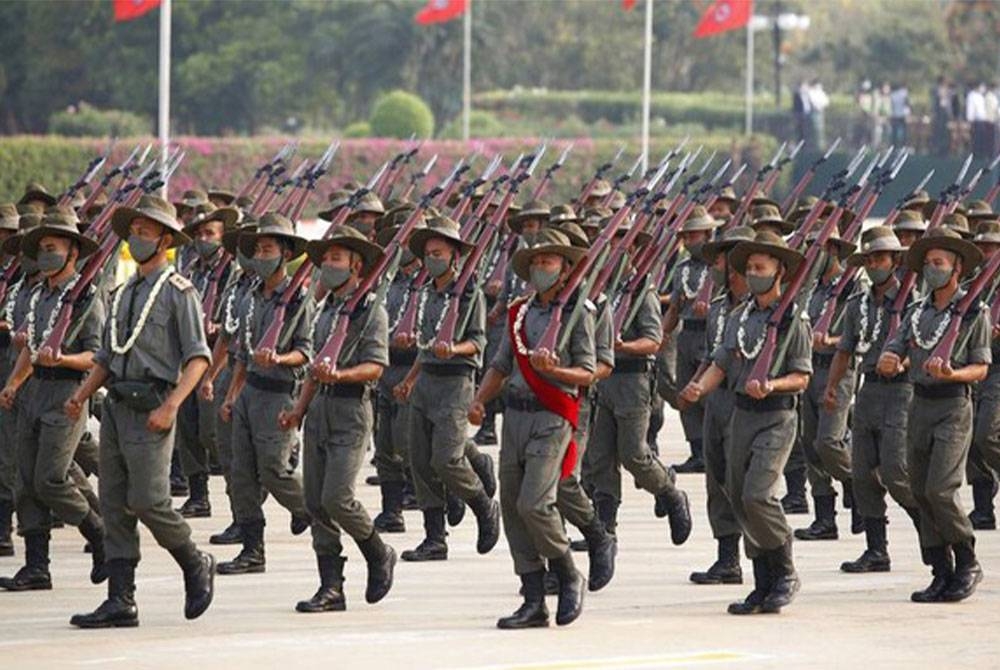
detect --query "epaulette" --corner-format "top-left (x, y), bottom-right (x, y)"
top-left (584, 298), bottom-right (596, 313)
top-left (710, 294), bottom-right (727, 306)
top-left (168, 274), bottom-right (194, 292)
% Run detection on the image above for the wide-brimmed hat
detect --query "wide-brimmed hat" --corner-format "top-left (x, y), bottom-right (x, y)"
top-left (846, 226), bottom-right (906, 268)
top-left (965, 199), bottom-right (994, 222)
top-left (748, 204), bottom-right (795, 235)
top-left (306, 225), bottom-right (384, 276)
top-left (941, 212), bottom-right (973, 239)
top-left (183, 204), bottom-right (240, 234)
top-left (548, 204), bottom-right (579, 225)
top-left (892, 209), bottom-right (928, 233)
top-left (788, 196), bottom-right (831, 224)
top-left (807, 227), bottom-right (857, 260)
top-left (18, 182), bottom-right (57, 207)
top-left (408, 216), bottom-right (473, 258)
top-left (375, 215), bottom-right (428, 249)
top-left (680, 206), bottom-right (722, 233)
top-left (222, 217), bottom-right (257, 257)
top-left (0, 204), bottom-right (19, 233)
top-left (16, 202), bottom-right (44, 216)
top-left (588, 179), bottom-right (613, 199)
top-left (511, 200), bottom-right (551, 233)
top-left (923, 199), bottom-right (967, 221)
top-left (546, 221), bottom-right (590, 249)
top-left (350, 191), bottom-right (385, 217)
top-left (2, 212), bottom-right (43, 256)
top-left (111, 194), bottom-right (191, 247)
top-left (973, 220), bottom-right (1000, 245)
top-left (714, 186), bottom-right (738, 206)
top-left (730, 230), bottom-right (805, 275)
top-left (173, 189), bottom-right (210, 217)
top-left (750, 190), bottom-right (780, 210)
top-left (901, 189), bottom-right (930, 212)
top-left (701, 226), bottom-right (756, 263)
top-left (906, 227), bottom-right (983, 277)
top-left (81, 191), bottom-right (109, 220)
top-left (238, 212), bottom-right (306, 259)
top-left (317, 188), bottom-right (353, 222)
top-left (207, 189), bottom-right (236, 206)
top-left (607, 190), bottom-right (626, 211)
top-left (511, 228), bottom-right (587, 282)
top-left (22, 205), bottom-right (99, 260)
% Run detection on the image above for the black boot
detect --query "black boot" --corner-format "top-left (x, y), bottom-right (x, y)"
top-left (78, 510), bottom-right (108, 584)
top-left (579, 515), bottom-right (616, 591)
top-left (654, 488), bottom-right (692, 545)
top-left (497, 571), bottom-right (549, 629)
top-left (0, 532), bottom-right (51, 591)
top-left (209, 521), bottom-right (244, 545)
top-left (691, 534), bottom-right (743, 585)
top-left (904, 505), bottom-right (922, 533)
top-left (401, 509), bottom-right (448, 562)
top-left (358, 531), bottom-right (396, 604)
top-left (296, 554), bottom-right (346, 612)
top-left (217, 522), bottom-right (265, 574)
top-left (728, 557), bottom-right (771, 615)
top-left (843, 481), bottom-right (863, 535)
top-left (968, 480), bottom-right (997, 530)
top-left (446, 492), bottom-right (466, 527)
top-left (470, 451), bottom-right (497, 499)
top-left (290, 513), bottom-right (311, 536)
top-left (673, 440), bottom-right (705, 474)
top-left (70, 559), bottom-right (139, 628)
top-left (940, 538), bottom-right (983, 602)
top-left (911, 546), bottom-right (954, 603)
top-left (594, 494), bottom-right (619, 538)
top-left (472, 411), bottom-right (498, 446)
top-left (781, 470), bottom-right (810, 514)
top-left (169, 541), bottom-right (215, 620)
top-left (373, 481), bottom-right (406, 533)
top-left (794, 495), bottom-right (839, 540)
top-left (841, 517), bottom-right (891, 573)
top-left (365, 474), bottom-right (380, 486)
top-left (469, 492), bottom-right (501, 554)
top-left (0, 500), bottom-right (14, 558)
top-left (169, 451), bottom-right (188, 497)
top-left (177, 473), bottom-right (211, 518)
top-left (548, 551), bottom-right (585, 626)
top-left (400, 480), bottom-right (419, 511)
top-left (761, 538), bottom-right (800, 613)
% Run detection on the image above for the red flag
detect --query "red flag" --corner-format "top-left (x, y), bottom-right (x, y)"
top-left (414, 0), bottom-right (467, 25)
top-left (693, 0), bottom-right (752, 38)
top-left (113, 0), bottom-right (161, 22)
top-left (622, 0), bottom-right (637, 10)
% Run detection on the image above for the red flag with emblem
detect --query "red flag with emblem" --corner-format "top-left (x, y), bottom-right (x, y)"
top-left (693, 0), bottom-right (752, 38)
top-left (622, 0), bottom-right (637, 10)
top-left (414, 0), bottom-right (467, 25)
top-left (113, 0), bottom-right (160, 22)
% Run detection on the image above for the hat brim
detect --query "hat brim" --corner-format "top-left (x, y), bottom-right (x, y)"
top-left (238, 231), bottom-right (307, 260)
top-left (222, 225), bottom-right (257, 257)
top-left (809, 236), bottom-right (857, 260)
top-left (18, 191), bottom-right (57, 207)
top-left (510, 210), bottom-right (550, 233)
top-left (407, 228), bottom-right (473, 258)
top-left (111, 206), bottom-right (190, 247)
top-left (2, 232), bottom-right (24, 256)
top-left (208, 191), bottom-right (236, 205)
top-left (751, 218), bottom-right (796, 235)
top-left (545, 224), bottom-right (590, 249)
top-left (21, 225), bottom-right (99, 260)
top-left (306, 236), bottom-right (384, 276)
top-left (906, 236), bottom-right (983, 277)
top-left (681, 216), bottom-right (723, 233)
top-left (184, 207), bottom-right (240, 234)
top-left (730, 240), bottom-right (804, 276)
top-left (701, 238), bottom-right (752, 264)
top-left (845, 245), bottom-right (906, 268)
top-left (973, 234), bottom-right (1000, 245)
top-left (511, 244), bottom-right (586, 283)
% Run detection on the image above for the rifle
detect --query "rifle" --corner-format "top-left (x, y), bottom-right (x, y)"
top-left (724, 140), bottom-right (787, 231)
top-left (761, 138), bottom-right (804, 196)
top-left (784, 145), bottom-right (870, 251)
top-left (928, 251), bottom-right (1000, 364)
top-left (780, 137), bottom-right (843, 215)
top-left (575, 144), bottom-right (626, 210)
top-left (981, 154), bottom-right (1000, 206)
top-left (376, 137), bottom-right (422, 199)
top-left (280, 140), bottom-right (340, 222)
top-left (433, 156), bottom-right (473, 210)
top-left (58, 137), bottom-right (116, 208)
top-left (881, 168), bottom-right (936, 229)
top-left (399, 153), bottom-right (439, 202)
top-left (253, 158), bottom-right (304, 217)
top-left (530, 143), bottom-right (573, 201)
top-left (238, 142), bottom-right (296, 203)
top-left (448, 154), bottom-right (504, 222)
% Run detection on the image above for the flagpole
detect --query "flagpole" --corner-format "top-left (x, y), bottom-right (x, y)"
top-left (158, 0), bottom-right (171, 197)
top-left (640, 0), bottom-right (653, 173)
top-left (745, 16), bottom-right (753, 135)
top-left (461, 0), bottom-right (471, 143)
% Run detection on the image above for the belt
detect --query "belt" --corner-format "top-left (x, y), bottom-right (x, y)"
top-left (734, 394), bottom-right (796, 412)
top-left (246, 372), bottom-right (296, 395)
top-left (33, 366), bottom-right (85, 382)
top-left (421, 364), bottom-right (474, 378)
top-left (862, 372), bottom-right (910, 385)
top-left (319, 383), bottom-right (367, 399)
top-left (389, 349), bottom-right (417, 366)
top-left (914, 383), bottom-right (969, 400)
top-left (682, 319), bottom-right (706, 332)
top-left (0, 331), bottom-right (10, 349)
top-left (505, 394), bottom-right (548, 413)
top-left (612, 358), bottom-right (653, 375)
top-left (812, 351), bottom-right (835, 368)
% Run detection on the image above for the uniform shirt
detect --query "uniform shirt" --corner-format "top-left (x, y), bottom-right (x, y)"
top-left (236, 276), bottom-right (314, 382)
top-left (491, 294), bottom-right (596, 397)
top-left (884, 288), bottom-right (992, 386)
top-left (414, 278), bottom-right (486, 370)
top-left (223, 273), bottom-right (257, 358)
top-left (187, 251), bottom-right (231, 322)
top-left (312, 291), bottom-right (389, 374)
top-left (94, 265), bottom-right (211, 385)
top-left (805, 272), bottom-right (848, 355)
top-left (670, 257), bottom-right (710, 322)
top-left (838, 282), bottom-right (908, 375)
top-left (712, 298), bottom-right (813, 397)
top-left (594, 294), bottom-right (615, 369)
top-left (704, 291), bottom-right (745, 391)
top-left (26, 273), bottom-right (104, 358)
top-left (614, 285), bottom-right (662, 361)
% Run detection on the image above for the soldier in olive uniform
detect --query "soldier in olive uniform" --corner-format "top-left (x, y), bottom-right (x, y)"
top-left (0, 203), bottom-right (25, 557)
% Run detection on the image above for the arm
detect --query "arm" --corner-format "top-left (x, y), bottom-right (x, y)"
top-left (63, 362), bottom-right (111, 420)
top-left (469, 366), bottom-right (508, 425)
top-left (278, 375), bottom-right (319, 431)
top-left (822, 350), bottom-right (853, 411)
top-left (147, 356), bottom-right (210, 433)
top-left (0, 347), bottom-right (34, 407)
top-left (616, 336), bottom-right (659, 357)
top-left (679, 362), bottom-right (726, 404)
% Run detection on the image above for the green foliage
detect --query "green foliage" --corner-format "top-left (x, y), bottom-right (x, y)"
top-left (369, 90), bottom-right (434, 139)
top-left (343, 121), bottom-right (372, 138)
top-left (439, 110), bottom-right (505, 139)
top-left (48, 103), bottom-right (150, 138)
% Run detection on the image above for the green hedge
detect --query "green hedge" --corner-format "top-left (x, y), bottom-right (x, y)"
top-left (370, 90), bottom-right (435, 139)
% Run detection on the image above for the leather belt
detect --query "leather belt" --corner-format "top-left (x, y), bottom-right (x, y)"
top-left (734, 394), bottom-right (796, 412)
top-left (319, 383), bottom-right (366, 399)
top-left (422, 364), bottom-right (474, 378)
top-left (246, 372), bottom-right (296, 395)
top-left (914, 383), bottom-right (969, 400)
top-left (33, 367), bottom-right (85, 382)
top-left (612, 359), bottom-right (653, 375)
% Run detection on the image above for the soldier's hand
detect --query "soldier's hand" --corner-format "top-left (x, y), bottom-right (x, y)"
top-left (485, 279), bottom-right (503, 298)
top-left (219, 400), bottom-right (234, 423)
top-left (199, 380), bottom-right (214, 402)
top-left (64, 395), bottom-right (83, 420)
top-left (0, 320), bottom-right (9, 332)
top-left (33, 346), bottom-right (62, 368)
top-left (812, 331), bottom-right (833, 350)
top-left (277, 408), bottom-right (302, 431)
top-left (745, 378), bottom-right (773, 399)
top-left (530, 348), bottom-right (558, 372)
top-left (433, 341), bottom-right (455, 360)
top-left (924, 356), bottom-right (954, 380)
top-left (12, 331), bottom-right (27, 349)
top-left (393, 379), bottom-right (414, 402)
top-left (0, 386), bottom-right (17, 411)
top-left (146, 402), bottom-right (178, 433)
top-left (253, 348), bottom-right (280, 368)
top-left (206, 322), bottom-right (219, 338)
top-left (992, 324), bottom-right (1000, 340)
top-left (678, 381), bottom-right (702, 406)
top-left (468, 400), bottom-right (485, 426)
top-left (313, 360), bottom-right (341, 385)
top-left (692, 301), bottom-right (709, 318)
top-left (877, 352), bottom-right (902, 378)
top-left (822, 385), bottom-right (839, 412)
top-left (393, 332), bottom-right (416, 350)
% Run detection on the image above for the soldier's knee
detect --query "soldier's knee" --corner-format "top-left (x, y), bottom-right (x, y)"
top-left (33, 472), bottom-right (66, 502)
top-left (515, 496), bottom-right (548, 525)
top-left (741, 488), bottom-right (771, 515)
top-left (429, 451), bottom-right (460, 477)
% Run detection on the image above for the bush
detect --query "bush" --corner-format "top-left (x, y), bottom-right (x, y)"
top-left (369, 90), bottom-right (434, 139)
top-left (343, 121), bottom-right (372, 138)
top-left (440, 110), bottom-right (506, 139)
top-left (48, 103), bottom-right (151, 138)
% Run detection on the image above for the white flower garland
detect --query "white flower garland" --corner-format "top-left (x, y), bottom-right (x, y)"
top-left (855, 291), bottom-right (884, 354)
top-left (511, 299), bottom-right (531, 355)
top-left (737, 301), bottom-right (766, 360)
top-left (710, 297), bottom-right (729, 354)
top-left (680, 263), bottom-right (706, 300)
top-left (415, 287), bottom-right (450, 350)
top-left (109, 267), bottom-right (174, 356)
top-left (224, 276), bottom-right (258, 337)
top-left (910, 297), bottom-right (951, 351)
top-left (2, 278), bottom-right (23, 324)
top-left (242, 290), bottom-right (257, 356)
top-left (26, 276), bottom-right (79, 361)
top-left (387, 281), bottom-right (411, 335)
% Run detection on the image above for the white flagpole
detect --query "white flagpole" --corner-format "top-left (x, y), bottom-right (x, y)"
top-left (158, 0), bottom-right (172, 196)
top-left (640, 0), bottom-right (653, 173)
top-left (462, 1), bottom-right (472, 142)
top-left (745, 17), bottom-right (754, 135)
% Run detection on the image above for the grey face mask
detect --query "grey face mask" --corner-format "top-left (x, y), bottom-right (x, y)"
top-left (710, 266), bottom-right (727, 288)
top-left (521, 231), bottom-right (538, 246)
top-left (529, 266), bottom-right (560, 294)
top-left (866, 266), bottom-right (892, 286)
top-left (20, 256), bottom-right (39, 275)
top-left (424, 256), bottom-right (451, 278)
top-left (747, 272), bottom-right (777, 295)
top-left (251, 255), bottom-right (282, 280)
top-left (320, 265), bottom-right (352, 292)
top-left (128, 235), bottom-right (161, 264)
top-left (194, 239), bottom-right (221, 259)
top-left (687, 241), bottom-right (705, 260)
top-left (36, 250), bottom-right (69, 275)
top-left (236, 250), bottom-right (254, 273)
top-left (400, 249), bottom-right (417, 266)
top-left (923, 265), bottom-right (953, 291)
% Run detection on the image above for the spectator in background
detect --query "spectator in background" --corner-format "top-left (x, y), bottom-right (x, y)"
top-left (930, 76), bottom-right (954, 156)
top-left (985, 82), bottom-right (999, 157)
top-left (808, 79), bottom-right (829, 149)
top-left (856, 80), bottom-right (880, 147)
top-left (889, 83), bottom-right (910, 148)
top-left (967, 82), bottom-right (990, 159)
top-left (793, 81), bottom-right (812, 147)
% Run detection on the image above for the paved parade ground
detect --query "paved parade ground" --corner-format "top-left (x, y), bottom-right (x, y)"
top-left (1, 415), bottom-right (998, 670)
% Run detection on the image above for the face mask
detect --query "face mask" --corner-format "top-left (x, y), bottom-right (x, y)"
top-left (237, 250), bottom-right (254, 273)
top-left (36, 250), bottom-right (68, 275)
top-left (194, 239), bottom-right (221, 259)
top-left (866, 266), bottom-right (892, 286)
top-left (20, 256), bottom-right (39, 275)
top-left (320, 265), bottom-right (352, 292)
top-left (710, 266), bottom-right (727, 288)
top-left (424, 256), bottom-right (451, 278)
top-left (530, 266), bottom-right (561, 294)
top-left (521, 231), bottom-right (538, 246)
top-left (687, 241), bottom-right (704, 259)
top-left (252, 255), bottom-right (282, 280)
top-left (400, 249), bottom-right (417, 266)
top-left (348, 221), bottom-right (373, 237)
top-left (747, 272), bottom-right (777, 295)
top-left (923, 265), bottom-right (953, 291)
top-left (129, 235), bottom-right (161, 264)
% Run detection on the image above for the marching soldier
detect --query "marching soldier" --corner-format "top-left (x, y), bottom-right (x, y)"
top-left (66, 194), bottom-right (215, 628)
top-left (0, 203), bottom-right (24, 557)
top-left (879, 228), bottom-right (990, 603)
top-left (680, 231), bottom-right (812, 615)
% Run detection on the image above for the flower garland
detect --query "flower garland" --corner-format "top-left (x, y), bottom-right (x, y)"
top-left (26, 276), bottom-right (79, 360)
top-left (387, 280), bottom-right (412, 335)
top-left (910, 297), bottom-right (951, 351)
top-left (737, 301), bottom-right (766, 360)
top-left (855, 291), bottom-right (884, 354)
top-left (680, 262), bottom-right (706, 301)
top-left (224, 276), bottom-right (259, 337)
top-left (110, 267), bottom-right (174, 355)
top-left (415, 287), bottom-right (449, 350)
top-left (2, 278), bottom-right (23, 325)
top-left (511, 299), bottom-right (531, 355)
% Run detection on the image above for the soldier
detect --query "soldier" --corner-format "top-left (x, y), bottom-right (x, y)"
top-left (708, 186), bottom-right (738, 221)
top-left (680, 231), bottom-right (812, 615)
top-left (65, 194), bottom-right (215, 628)
top-left (394, 216), bottom-right (500, 562)
top-left (825, 227), bottom-right (921, 573)
top-left (892, 210), bottom-right (929, 251)
top-left (217, 213), bottom-right (315, 575)
top-left (17, 183), bottom-right (57, 210)
top-left (581, 178), bottom-right (612, 211)
top-left (471, 228), bottom-right (593, 628)
top-left (0, 203), bottom-right (24, 557)
top-left (278, 225), bottom-right (396, 612)
top-left (683, 226), bottom-right (755, 586)
top-left (317, 188), bottom-right (352, 224)
top-left (0, 207), bottom-right (106, 590)
top-left (879, 228), bottom-right (991, 602)
top-left (795, 227), bottom-right (861, 541)
top-left (663, 206), bottom-right (725, 473)
top-left (747, 204), bottom-right (796, 238)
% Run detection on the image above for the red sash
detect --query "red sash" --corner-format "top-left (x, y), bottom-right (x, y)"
top-left (508, 300), bottom-right (581, 480)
